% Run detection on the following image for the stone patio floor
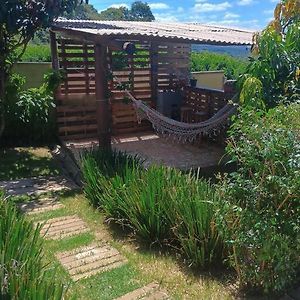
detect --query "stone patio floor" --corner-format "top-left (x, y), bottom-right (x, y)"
top-left (66, 132), bottom-right (226, 171)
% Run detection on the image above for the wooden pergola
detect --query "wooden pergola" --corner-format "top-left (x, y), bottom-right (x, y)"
top-left (50, 20), bottom-right (253, 148)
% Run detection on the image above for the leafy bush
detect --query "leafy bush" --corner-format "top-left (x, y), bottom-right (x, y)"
top-left (240, 1), bottom-right (300, 107)
top-left (81, 150), bottom-right (224, 267)
top-left (0, 192), bottom-right (67, 299)
top-left (217, 103), bottom-right (300, 293)
top-left (17, 44), bottom-right (51, 62)
top-left (191, 51), bottom-right (248, 80)
top-left (2, 70), bottom-right (64, 146)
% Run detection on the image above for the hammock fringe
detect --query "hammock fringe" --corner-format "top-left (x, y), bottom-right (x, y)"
top-left (115, 77), bottom-right (237, 143)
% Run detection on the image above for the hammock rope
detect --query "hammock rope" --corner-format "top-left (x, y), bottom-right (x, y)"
top-left (115, 77), bottom-right (237, 142)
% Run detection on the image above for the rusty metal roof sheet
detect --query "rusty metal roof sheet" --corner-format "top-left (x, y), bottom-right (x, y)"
top-left (52, 19), bottom-right (254, 45)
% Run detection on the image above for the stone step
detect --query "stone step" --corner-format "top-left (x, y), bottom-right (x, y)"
top-left (0, 176), bottom-right (78, 196)
top-left (17, 197), bottom-right (64, 215)
top-left (56, 243), bottom-right (127, 281)
top-left (37, 215), bottom-right (89, 240)
top-left (115, 283), bottom-right (169, 300)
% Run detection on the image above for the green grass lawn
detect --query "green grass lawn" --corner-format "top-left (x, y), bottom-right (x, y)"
top-left (0, 147), bottom-right (60, 181)
top-left (4, 148), bottom-right (234, 299)
top-left (24, 191), bottom-right (234, 300)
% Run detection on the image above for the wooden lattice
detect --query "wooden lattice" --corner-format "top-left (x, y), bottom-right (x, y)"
top-left (53, 36), bottom-right (225, 142)
top-left (56, 39), bottom-right (97, 141)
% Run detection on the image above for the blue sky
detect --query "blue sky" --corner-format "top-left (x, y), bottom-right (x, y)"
top-left (90, 0), bottom-right (279, 29)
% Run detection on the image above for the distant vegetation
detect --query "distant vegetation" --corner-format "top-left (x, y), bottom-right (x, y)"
top-left (192, 44), bottom-right (251, 58)
top-left (17, 44), bottom-right (51, 62)
top-left (191, 51), bottom-right (249, 80)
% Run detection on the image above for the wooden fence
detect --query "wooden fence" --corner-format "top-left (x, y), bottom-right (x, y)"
top-left (53, 38), bottom-right (226, 142)
top-left (181, 87), bottom-right (227, 123)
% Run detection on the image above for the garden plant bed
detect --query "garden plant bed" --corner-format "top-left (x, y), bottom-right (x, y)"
top-left (1, 147), bottom-right (235, 299)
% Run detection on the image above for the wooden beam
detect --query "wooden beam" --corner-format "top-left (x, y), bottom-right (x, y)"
top-left (49, 31), bottom-right (60, 139)
top-left (150, 42), bottom-right (159, 106)
top-left (95, 44), bottom-right (111, 149)
top-left (50, 31), bottom-right (59, 70)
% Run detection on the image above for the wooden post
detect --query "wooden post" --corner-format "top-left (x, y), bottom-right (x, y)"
top-left (49, 31), bottom-right (60, 139)
top-left (150, 42), bottom-right (159, 106)
top-left (95, 43), bottom-right (111, 149)
top-left (50, 31), bottom-right (59, 70)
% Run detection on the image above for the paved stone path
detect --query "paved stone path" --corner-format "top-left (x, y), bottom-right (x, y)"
top-left (0, 176), bottom-right (77, 196)
top-left (56, 243), bottom-right (127, 281)
top-left (38, 215), bottom-right (90, 240)
top-left (115, 283), bottom-right (169, 300)
top-left (4, 173), bottom-right (170, 298)
top-left (17, 196), bottom-right (64, 215)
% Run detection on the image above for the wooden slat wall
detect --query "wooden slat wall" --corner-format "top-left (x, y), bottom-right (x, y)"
top-left (183, 87), bottom-right (227, 121)
top-left (109, 41), bottom-right (152, 135)
top-left (55, 38), bottom-right (192, 140)
top-left (56, 39), bottom-right (97, 141)
top-left (157, 43), bottom-right (191, 90)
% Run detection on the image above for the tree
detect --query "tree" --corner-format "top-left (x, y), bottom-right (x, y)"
top-left (99, 6), bottom-right (130, 21)
top-left (0, 0), bottom-right (86, 138)
top-left (240, 0), bottom-right (300, 108)
top-left (129, 1), bottom-right (155, 21)
top-left (98, 1), bottom-right (155, 22)
top-left (65, 3), bottom-right (101, 20)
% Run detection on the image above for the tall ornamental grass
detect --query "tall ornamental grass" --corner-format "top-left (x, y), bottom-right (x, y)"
top-left (81, 149), bottom-right (140, 207)
top-left (0, 191), bottom-right (66, 299)
top-left (81, 150), bottom-right (225, 268)
top-left (166, 171), bottom-right (224, 268)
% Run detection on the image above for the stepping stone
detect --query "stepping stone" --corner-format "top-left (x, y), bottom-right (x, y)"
top-left (0, 176), bottom-right (78, 196)
top-left (56, 244), bottom-right (127, 281)
top-left (115, 283), bottom-right (169, 300)
top-left (38, 215), bottom-right (89, 240)
top-left (17, 197), bottom-right (64, 215)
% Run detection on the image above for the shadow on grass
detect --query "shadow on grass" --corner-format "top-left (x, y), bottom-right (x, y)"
top-left (103, 216), bottom-right (277, 300)
top-left (0, 147), bottom-right (60, 181)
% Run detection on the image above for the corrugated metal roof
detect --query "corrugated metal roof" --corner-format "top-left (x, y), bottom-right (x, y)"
top-left (52, 19), bottom-right (254, 45)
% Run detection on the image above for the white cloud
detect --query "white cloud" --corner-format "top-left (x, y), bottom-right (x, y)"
top-left (155, 12), bottom-right (179, 22)
top-left (108, 3), bottom-right (129, 9)
top-left (149, 2), bottom-right (170, 10)
top-left (177, 7), bottom-right (184, 13)
top-left (237, 0), bottom-right (255, 6)
top-left (224, 12), bottom-right (240, 19)
top-left (194, 1), bottom-right (231, 12)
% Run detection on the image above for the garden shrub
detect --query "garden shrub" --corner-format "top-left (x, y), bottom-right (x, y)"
top-left (82, 150), bottom-right (224, 267)
top-left (0, 191), bottom-right (67, 299)
top-left (217, 103), bottom-right (300, 293)
top-left (240, 0), bottom-right (300, 108)
top-left (2, 70), bottom-right (64, 146)
top-left (190, 51), bottom-right (248, 80)
top-left (17, 44), bottom-right (51, 62)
